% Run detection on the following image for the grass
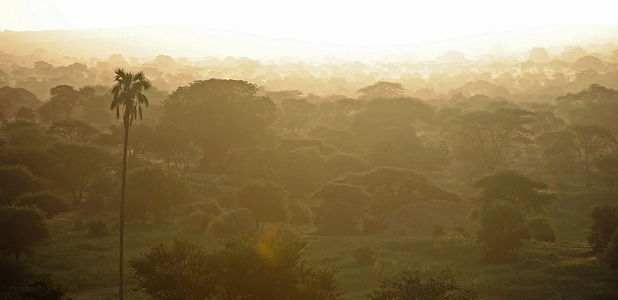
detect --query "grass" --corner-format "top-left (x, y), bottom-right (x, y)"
top-left (12, 189), bottom-right (618, 299)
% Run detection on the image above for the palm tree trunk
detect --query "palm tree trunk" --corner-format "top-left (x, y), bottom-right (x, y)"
top-left (119, 124), bottom-right (129, 300)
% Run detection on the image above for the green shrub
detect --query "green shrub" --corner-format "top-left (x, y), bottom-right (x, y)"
top-left (15, 191), bottom-right (70, 219)
top-left (588, 205), bottom-right (618, 253)
top-left (206, 208), bottom-right (257, 238)
top-left (603, 229), bottom-right (618, 269)
top-left (477, 202), bottom-right (526, 263)
top-left (367, 269), bottom-right (477, 300)
top-left (131, 233), bottom-right (341, 299)
top-left (19, 276), bottom-right (70, 300)
top-left (525, 216), bottom-right (556, 242)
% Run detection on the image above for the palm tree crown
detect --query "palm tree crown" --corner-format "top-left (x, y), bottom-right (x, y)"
top-left (110, 68), bottom-right (151, 125)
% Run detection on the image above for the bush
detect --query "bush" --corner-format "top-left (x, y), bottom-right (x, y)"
top-left (15, 191), bottom-right (70, 219)
top-left (367, 269), bottom-right (477, 300)
top-left (182, 200), bottom-right (223, 234)
top-left (206, 208), bottom-right (257, 238)
top-left (352, 247), bottom-right (375, 265)
top-left (525, 216), bottom-right (556, 242)
top-left (477, 202), bottom-right (526, 263)
top-left (131, 233), bottom-right (342, 300)
top-left (19, 276), bottom-right (70, 300)
top-left (85, 219), bottom-right (109, 238)
top-left (0, 205), bottom-right (50, 261)
top-left (603, 229), bottom-right (618, 269)
top-left (588, 205), bottom-right (618, 253)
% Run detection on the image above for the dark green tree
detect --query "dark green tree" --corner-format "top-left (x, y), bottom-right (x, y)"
top-left (126, 165), bottom-right (190, 224)
top-left (0, 165), bottom-right (47, 205)
top-left (238, 181), bottom-right (288, 229)
top-left (110, 68), bottom-right (151, 300)
top-left (588, 205), bottom-right (618, 253)
top-left (161, 79), bottom-right (276, 171)
top-left (473, 170), bottom-right (555, 215)
top-left (15, 191), bottom-right (70, 219)
top-left (477, 202), bottom-right (526, 263)
top-left (0, 205), bottom-right (49, 261)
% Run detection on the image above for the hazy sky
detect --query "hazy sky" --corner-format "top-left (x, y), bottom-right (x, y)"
top-left (1, 0), bottom-right (617, 46)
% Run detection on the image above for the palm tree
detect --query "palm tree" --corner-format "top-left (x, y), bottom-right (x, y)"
top-left (110, 68), bottom-right (151, 300)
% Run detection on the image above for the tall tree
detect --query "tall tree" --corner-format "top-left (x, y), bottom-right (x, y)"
top-left (110, 68), bottom-right (151, 300)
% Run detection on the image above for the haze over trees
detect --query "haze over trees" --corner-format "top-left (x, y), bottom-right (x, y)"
top-left (1, 27), bottom-right (618, 299)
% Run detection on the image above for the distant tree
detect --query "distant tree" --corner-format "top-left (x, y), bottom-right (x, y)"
top-left (14, 106), bottom-right (36, 121)
top-left (161, 79), bottom-right (276, 171)
top-left (357, 81), bottom-right (405, 99)
top-left (0, 205), bottom-right (49, 261)
top-left (337, 167), bottom-right (459, 232)
top-left (473, 170), bottom-right (555, 215)
top-left (368, 270), bottom-right (477, 300)
top-left (15, 191), bottom-right (69, 219)
top-left (38, 85), bottom-right (83, 122)
top-left (47, 119), bottom-right (100, 143)
top-left (447, 108), bottom-right (535, 172)
top-left (0, 165), bottom-right (47, 205)
top-left (238, 181), bottom-right (288, 229)
top-left (311, 183), bottom-right (372, 234)
top-left (595, 155), bottom-right (618, 191)
top-left (529, 47), bottom-right (550, 63)
top-left (110, 68), bottom-right (151, 300)
top-left (525, 216), bottom-right (556, 243)
top-left (588, 205), bottom-right (618, 253)
top-left (0, 147), bottom-right (56, 180)
top-left (46, 143), bottom-right (111, 206)
top-left (477, 202), bottom-right (526, 263)
top-left (182, 200), bottom-right (223, 234)
top-left (206, 208), bottom-right (258, 238)
top-left (126, 166), bottom-right (190, 224)
top-left (569, 125), bottom-right (614, 187)
top-left (277, 98), bottom-right (318, 133)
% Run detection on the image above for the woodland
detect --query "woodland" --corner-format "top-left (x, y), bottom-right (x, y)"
top-left (0, 41), bottom-right (618, 299)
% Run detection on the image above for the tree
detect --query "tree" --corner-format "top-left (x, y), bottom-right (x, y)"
top-left (161, 79), bottom-right (276, 171)
top-left (311, 183), bottom-right (372, 234)
top-left (0, 205), bottom-right (49, 261)
top-left (14, 106), bottom-right (36, 121)
top-left (0, 165), bottom-right (47, 205)
top-left (477, 202), bottom-right (526, 263)
top-left (473, 170), bottom-right (555, 215)
top-left (237, 181), bottom-right (288, 229)
top-left (38, 85), bottom-right (83, 122)
top-left (47, 119), bottom-right (100, 143)
top-left (447, 108), bottom-right (535, 172)
top-left (110, 68), bottom-right (151, 300)
top-left (126, 166), bottom-right (190, 224)
top-left (569, 125), bottom-right (613, 187)
top-left (603, 230), bottom-right (618, 269)
top-left (368, 269), bottom-right (477, 300)
top-left (46, 143), bottom-right (112, 206)
top-left (336, 167), bottom-right (459, 232)
top-left (357, 81), bottom-right (405, 99)
top-left (588, 205), bottom-right (618, 253)
top-left (595, 155), bottom-right (618, 191)
top-left (15, 191), bottom-right (70, 219)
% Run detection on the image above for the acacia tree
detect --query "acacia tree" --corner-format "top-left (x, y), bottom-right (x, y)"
top-left (447, 108), bottom-right (535, 172)
top-left (0, 205), bottom-right (49, 261)
top-left (110, 68), bottom-right (151, 300)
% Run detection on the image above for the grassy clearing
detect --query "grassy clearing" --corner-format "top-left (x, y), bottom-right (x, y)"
top-left (15, 189), bottom-right (618, 299)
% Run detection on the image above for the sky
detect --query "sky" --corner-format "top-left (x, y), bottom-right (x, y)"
top-left (1, 0), bottom-right (618, 47)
